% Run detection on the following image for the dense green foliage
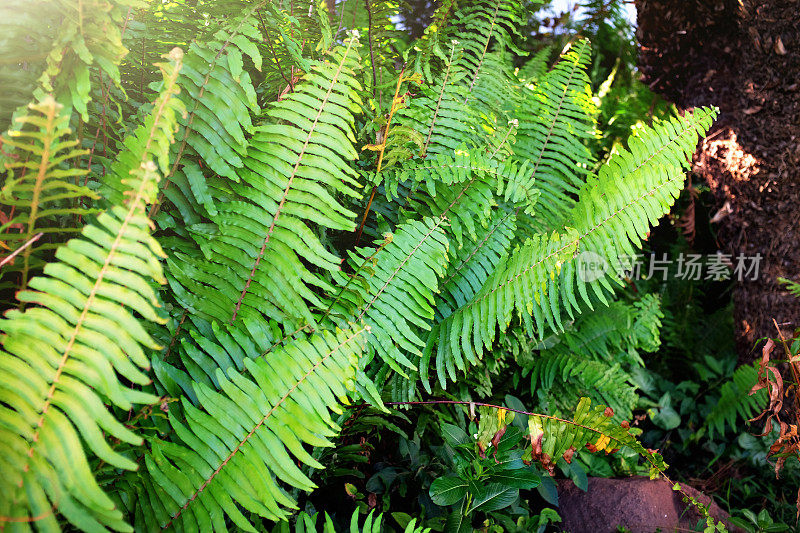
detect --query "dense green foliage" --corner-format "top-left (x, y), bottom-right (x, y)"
top-left (7, 1), bottom-right (782, 532)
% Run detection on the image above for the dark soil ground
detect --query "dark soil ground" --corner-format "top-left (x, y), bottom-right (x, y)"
top-left (635, 0), bottom-right (800, 358)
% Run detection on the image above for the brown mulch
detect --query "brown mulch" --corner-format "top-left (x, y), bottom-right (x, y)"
top-left (636, 0), bottom-right (800, 358)
top-left (557, 477), bottom-right (744, 533)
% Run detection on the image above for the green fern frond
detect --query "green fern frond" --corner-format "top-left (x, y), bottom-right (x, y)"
top-left (429, 229), bottom-right (576, 388)
top-left (329, 218), bottom-right (450, 377)
top-left (135, 326), bottom-right (367, 530)
top-left (165, 36), bottom-right (363, 330)
top-left (170, 26), bottom-right (261, 183)
top-left (436, 209), bottom-right (518, 321)
top-left (0, 48), bottom-right (185, 531)
top-left (569, 108), bottom-right (717, 293)
top-left (512, 38), bottom-right (597, 230)
top-left (779, 277), bottom-right (800, 298)
top-left (518, 47), bottom-right (552, 83)
top-left (531, 355), bottom-right (639, 419)
top-left (1, 0), bottom-right (146, 125)
top-left (0, 2), bottom-right (58, 128)
top-left (453, 0), bottom-right (524, 105)
top-left (396, 41), bottom-right (480, 159)
top-left (704, 363), bottom-right (766, 439)
top-left (525, 296), bottom-right (663, 419)
top-left (428, 108), bottom-right (716, 388)
top-left (1, 97), bottom-right (99, 294)
top-left (270, 508), bottom-right (429, 533)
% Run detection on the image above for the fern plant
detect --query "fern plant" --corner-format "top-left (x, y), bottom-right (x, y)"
top-left (0, 48), bottom-right (185, 530)
top-left (0, 97), bottom-right (99, 296)
top-left (0, 1), bottom-right (718, 530)
top-left (525, 295), bottom-right (664, 420)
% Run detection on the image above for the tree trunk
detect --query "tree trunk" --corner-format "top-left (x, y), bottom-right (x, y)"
top-left (636, 0), bottom-right (800, 356)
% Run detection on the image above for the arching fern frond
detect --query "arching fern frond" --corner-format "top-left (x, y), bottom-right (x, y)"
top-left (0, 48), bottom-right (185, 531)
top-left (329, 218), bottom-right (449, 377)
top-left (436, 209), bottom-right (518, 321)
top-left (134, 326), bottom-right (367, 531)
top-left (1, 97), bottom-right (99, 295)
top-left (165, 37), bottom-right (363, 331)
top-left (428, 107), bottom-right (716, 388)
top-left (512, 38), bottom-right (597, 230)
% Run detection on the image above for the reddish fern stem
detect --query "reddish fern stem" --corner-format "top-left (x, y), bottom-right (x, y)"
top-left (0, 233), bottom-right (43, 270)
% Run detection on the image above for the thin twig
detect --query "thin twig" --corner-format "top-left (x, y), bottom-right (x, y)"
top-left (0, 233), bottom-right (43, 270)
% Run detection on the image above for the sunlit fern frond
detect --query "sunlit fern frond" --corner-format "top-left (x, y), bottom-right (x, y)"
top-left (1, 97), bottom-right (99, 295)
top-left (133, 326), bottom-right (366, 530)
top-left (0, 48), bottom-right (185, 531)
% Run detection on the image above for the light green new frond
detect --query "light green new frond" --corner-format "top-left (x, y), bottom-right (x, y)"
top-left (569, 107), bottom-right (718, 300)
top-left (165, 37), bottom-right (362, 330)
top-left (135, 327), bottom-right (366, 531)
top-left (0, 49), bottom-right (184, 532)
top-left (513, 38), bottom-right (597, 230)
top-left (1, 97), bottom-right (99, 295)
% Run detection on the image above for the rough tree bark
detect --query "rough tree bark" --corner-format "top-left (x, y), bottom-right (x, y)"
top-left (636, 0), bottom-right (800, 356)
